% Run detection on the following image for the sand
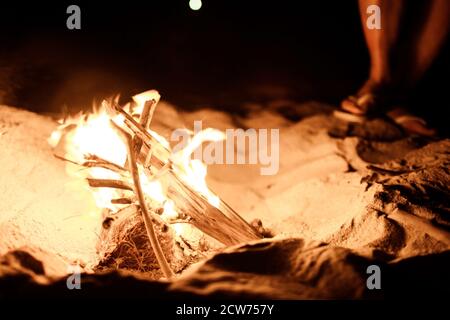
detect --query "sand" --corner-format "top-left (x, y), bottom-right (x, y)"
top-left (0, 101), bottom-right (449, 298)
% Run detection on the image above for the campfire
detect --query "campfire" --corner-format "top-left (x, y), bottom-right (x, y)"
top-left (48, 90), bottom-right (262, 279)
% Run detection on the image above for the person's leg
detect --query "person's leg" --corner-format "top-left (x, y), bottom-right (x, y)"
top-left (341, 0), bottom-right (406, 115)
top-left (340, 0), bottom-right (448, 135)
top-left (402, 0), bottom-right (450, 87)
top-left (360, 0), bottom-right (405, 87)
top-left (385, 0), bottom-right (450, 136)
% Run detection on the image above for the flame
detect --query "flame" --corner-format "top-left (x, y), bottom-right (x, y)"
top-left (49, 90), bottom-right (225, 238)
top-left (132, 90), bottom-right (160, 110)
top-left (70, 109), bottom-right (127, 166)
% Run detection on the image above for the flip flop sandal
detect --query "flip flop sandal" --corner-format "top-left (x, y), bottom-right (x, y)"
top-left (387, 109), bottom-right (437, 137)
top-left (334, 93), bottom-right (379, 123)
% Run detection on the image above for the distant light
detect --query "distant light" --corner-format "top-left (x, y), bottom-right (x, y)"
top-left (189, 0), bottom-right (202, 11)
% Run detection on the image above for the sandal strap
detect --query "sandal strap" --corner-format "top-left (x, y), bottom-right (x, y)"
top-left (394, 115), bottom-right (427, 126)
top-left (356, 93), bottom-right (376, 107)
top-left (345, 93), bottom-right (377, 114)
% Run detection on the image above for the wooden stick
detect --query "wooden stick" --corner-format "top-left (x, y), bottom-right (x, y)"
top-left (54, 153), bottom-right (127, 177)
top-left (113, 102), bottom-right (171, 164)
top-left (87, 178), bottom-right (133, 191)
top-left (167, 171), bottom-right (261, 245)
top-left (111, 198), bottom-right (133, 205)
top-left (141, 99), bottom-right (157, 129)
top-left (84, 154), bottom-right (127, 172)
top-left (115, 123), bottom-right (174, 279)
top-left (133, 99), bottom-right (157, 158)
top-left (113, 103), bottom-right (156, 146)
top-left (124, 120), bottom-right (168, 168)
top-left (82, 161), bottom-right (128, 175)
top-left (53, 153), bottom-right (80, 165)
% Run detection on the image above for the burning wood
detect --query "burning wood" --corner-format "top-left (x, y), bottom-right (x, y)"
top-left (50, 90), bottom-right (262, 278)
top-left (87, 178), bottom-right (133, 191)
top-left (117, 122), bottom-right (174, 279)
top-left (132, 98), bottom-right (157, 158)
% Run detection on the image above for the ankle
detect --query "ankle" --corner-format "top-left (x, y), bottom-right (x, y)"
top-left (358, 78), bottom-right (391, 95)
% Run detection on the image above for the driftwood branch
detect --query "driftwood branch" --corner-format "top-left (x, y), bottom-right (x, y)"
top-left (111, 198), bottom-right (133, 205)
top-left (87, 178), bottom-right (133, 191)
top-left (82, 161), bottom-right (127, 175)
top-left (114, 122), bottom-right (174, 279)
top-left (84, 154), bottom-right (127, 172)
top-left (54, 153), bottom-right (128, 177)
top-left (133, 99), bottom-right (157, 158)
top-left (113, 102), bottom-right (171, 168)
top-left (53, 153), bottom-right (80, 165)
top-left (167, 171), bottom-right (261, 245)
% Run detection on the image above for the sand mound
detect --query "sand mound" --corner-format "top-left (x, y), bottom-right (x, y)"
top-left (2, 238), bottom-right (449, 299)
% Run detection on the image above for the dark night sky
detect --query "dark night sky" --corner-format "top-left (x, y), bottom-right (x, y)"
top-left (0, 0), bottom-right (448, 132)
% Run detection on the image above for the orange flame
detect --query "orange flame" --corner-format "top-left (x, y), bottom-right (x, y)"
top-left (49, 90), bottom-right (224, 238)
